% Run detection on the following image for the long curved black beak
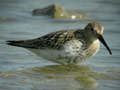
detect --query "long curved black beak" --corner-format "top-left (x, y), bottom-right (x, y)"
top-left (98, 35), bottom-right (112, 55)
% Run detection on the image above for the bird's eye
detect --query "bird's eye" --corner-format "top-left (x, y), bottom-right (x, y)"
top-left (91, 28), bottom-right (94, 32)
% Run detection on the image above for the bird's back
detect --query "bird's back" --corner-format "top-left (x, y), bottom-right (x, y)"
top-left (7, 29), bottom-right (78, 50)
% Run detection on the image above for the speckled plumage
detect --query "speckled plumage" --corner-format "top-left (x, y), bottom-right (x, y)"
top-left (7, 22), bottom-right (112, 64)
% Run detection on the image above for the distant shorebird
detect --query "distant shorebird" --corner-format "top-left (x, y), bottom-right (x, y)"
top-left (7, 22), bottom-right (112, 64)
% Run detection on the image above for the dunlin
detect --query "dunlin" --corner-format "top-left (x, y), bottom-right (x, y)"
top-left (7, 22), bottom-right (112, 64)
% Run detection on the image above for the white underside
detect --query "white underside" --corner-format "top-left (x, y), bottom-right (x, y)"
top-left (28, 40), bottom-right (99, 64)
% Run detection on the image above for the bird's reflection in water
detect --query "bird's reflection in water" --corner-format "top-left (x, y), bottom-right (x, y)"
top-left (22, 65), bottom-right (99, 89)
top-left (2, 64), bottom-right (119, 90)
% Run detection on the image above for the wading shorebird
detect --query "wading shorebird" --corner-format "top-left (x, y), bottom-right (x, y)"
top-left (7, 22), bottom-right (112, 64)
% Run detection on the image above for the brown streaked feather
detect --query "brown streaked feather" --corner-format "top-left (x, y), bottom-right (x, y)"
top-left (6, 39), bottom-right (37, 48)
top-left (7, 29), bottom-right (78, 50)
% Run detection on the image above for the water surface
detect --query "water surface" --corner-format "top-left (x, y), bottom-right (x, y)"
top-left (0, 0), bottom-right (120, 90)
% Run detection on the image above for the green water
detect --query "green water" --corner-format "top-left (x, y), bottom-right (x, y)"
top-left (0, 0), bottom-right (120, 90)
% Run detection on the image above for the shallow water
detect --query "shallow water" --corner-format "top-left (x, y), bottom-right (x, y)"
top-left (0, 0), bottom-right (120, 90)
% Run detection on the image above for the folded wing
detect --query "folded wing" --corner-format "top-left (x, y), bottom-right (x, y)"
top-left (6, 30), bottom-right (75, 50)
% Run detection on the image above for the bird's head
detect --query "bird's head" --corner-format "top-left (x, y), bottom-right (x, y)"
top-left (84, 22), bottom-right (112, 55)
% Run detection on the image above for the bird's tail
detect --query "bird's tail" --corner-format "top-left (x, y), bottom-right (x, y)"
top-left (6, 40), bottom-right (26, 47)
top-left (6, 40), bottom-right (38, 49)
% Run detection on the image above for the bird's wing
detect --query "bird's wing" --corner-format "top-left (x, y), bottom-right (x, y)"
top-left (7, 30), bottom-right (76, 50)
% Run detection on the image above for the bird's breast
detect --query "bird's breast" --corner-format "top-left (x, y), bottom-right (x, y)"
top-left (83, 39), bottom-right (100, 58)
top-left (63, 40), bottom-right (83, 56)
top-left (88, 39), bottom-right (100, 52)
